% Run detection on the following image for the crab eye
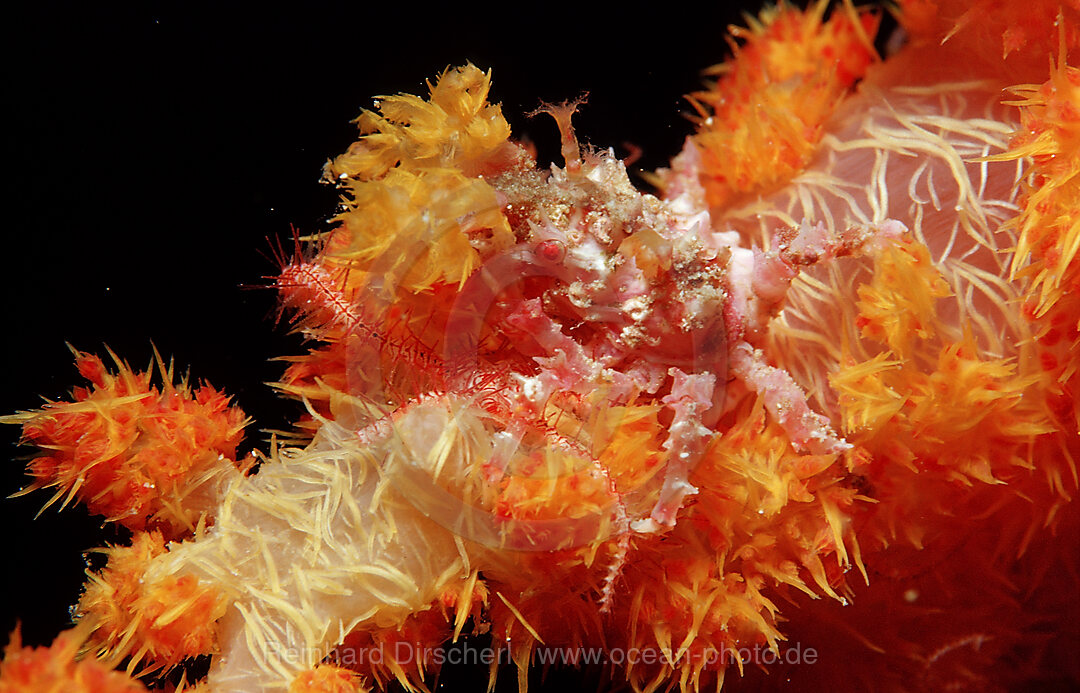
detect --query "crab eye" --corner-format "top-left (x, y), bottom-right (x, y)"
top-left (535, 239), bottom-right (565, 263)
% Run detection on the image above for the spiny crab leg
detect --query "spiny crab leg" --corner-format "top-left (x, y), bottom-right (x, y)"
top-left (720, 217), bottom-right (908, 455)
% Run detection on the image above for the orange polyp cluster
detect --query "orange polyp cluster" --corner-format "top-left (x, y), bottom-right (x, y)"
top-left (494, 404), bottom-right (664, 525)
top-left (288, 665), bottom-right (366, 693)
top-left (1003, 58), bottom-right (1080, 315)
top-left (688, 0), bottom-right (879, 208)
top-left (900, 0), bottom-right (1080, 80)
top-left (0, 625), bottom-right (148, 693)
top-left (689, 398), bottom-right (866, 598)
top-left (742, 124), bottom-right (1077, 687)
top-left (75, 531), bottom-right (227, 673)
top-left (6, 349), bottom-right (249, 539)
top-left (996, 53), bottom-right (1080, 433)
top-left (5, 3), bottom-right (1080, 691)
top-left (989, 31), bottom-right (1080, 436)
top-left (322, 573), bottom-right (488, 691)
top-left (829, 234), bottom-right (1069, 556)
top-left (473, 395), bottom-right (870, 691)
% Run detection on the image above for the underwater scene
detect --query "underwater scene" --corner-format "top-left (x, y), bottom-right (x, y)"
top-left (2, 2), bottom-right (1078, 691)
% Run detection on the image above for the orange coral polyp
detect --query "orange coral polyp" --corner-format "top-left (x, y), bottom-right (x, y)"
top-left (1000, 59), bottom-right (1080, 316)
top-left (4, 3), bottom-right (1080, 692)
top-left (288, 665), bottom-right (366, 693)
top-left (9, 350), bottom-right (248, 539)
top-left (0, 626), bottom-right (148, 693)
top-left (76, 531), bottom-right (228, 673)
top-left (689, 1), bottom-right (879, 208)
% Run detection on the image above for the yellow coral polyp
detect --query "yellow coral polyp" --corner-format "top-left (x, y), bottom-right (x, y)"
top-left (832, 232), bottom-right (1063, 548)
top-left (692, 398), bottom-right (864, 583)
top-left (497, 404), bottom-right (665, 524)
top-left (5, 1), bottom-right (1080, 689)
top-left (830, 353), bottom-right (906, 436)
top-left (316, 64), bottom-right (518, 295)
top-left (327, 64), bottom-right (512, 182)
top-left (897, 342), bottom-right (1050, 483)
top-left (854, 238), bottom-right (953, 357)
top-left (329, 167), bottom-right (513, 291)
top-left (836, 239), bottom-right (1054, 478)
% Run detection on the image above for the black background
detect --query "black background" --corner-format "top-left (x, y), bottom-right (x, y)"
top-left (0, 2), bottom-right (890, 690)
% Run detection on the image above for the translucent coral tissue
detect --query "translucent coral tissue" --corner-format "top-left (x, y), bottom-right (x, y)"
top-left (2, 2), bottom-right (1079, 692)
